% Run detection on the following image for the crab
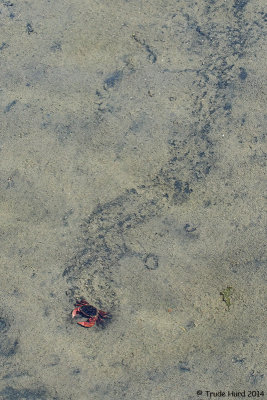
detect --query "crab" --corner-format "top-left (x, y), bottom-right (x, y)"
top-left (72, 299), bottom-right (110, 328)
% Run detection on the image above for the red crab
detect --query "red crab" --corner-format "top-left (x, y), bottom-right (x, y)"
top-left (72, 299), bottom-right (110, 328)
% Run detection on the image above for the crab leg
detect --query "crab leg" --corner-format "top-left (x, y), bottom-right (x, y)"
top-left (98, 310), bottom-right (111, 318)
top-left (75, 299), bottom-right (89, 306)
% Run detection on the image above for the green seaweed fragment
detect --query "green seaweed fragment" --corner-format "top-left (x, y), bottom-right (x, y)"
top-left (220, 286), bottom-right (233, 310)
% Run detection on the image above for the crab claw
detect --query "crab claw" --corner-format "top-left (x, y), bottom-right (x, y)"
top-left (77, 318), bottom-right (96, 328)
top-left (72, 307), bottom-right (80, 318)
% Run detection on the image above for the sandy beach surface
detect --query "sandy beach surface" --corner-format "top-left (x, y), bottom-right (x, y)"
top-left (0, 0), bottom-right (266, 399)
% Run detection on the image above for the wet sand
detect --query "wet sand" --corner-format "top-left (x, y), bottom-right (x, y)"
top-left (0, 0), bottom-right (266, 399)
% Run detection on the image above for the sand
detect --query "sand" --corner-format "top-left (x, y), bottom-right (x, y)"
top-left (0, 0), bottom-right (266, 399)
